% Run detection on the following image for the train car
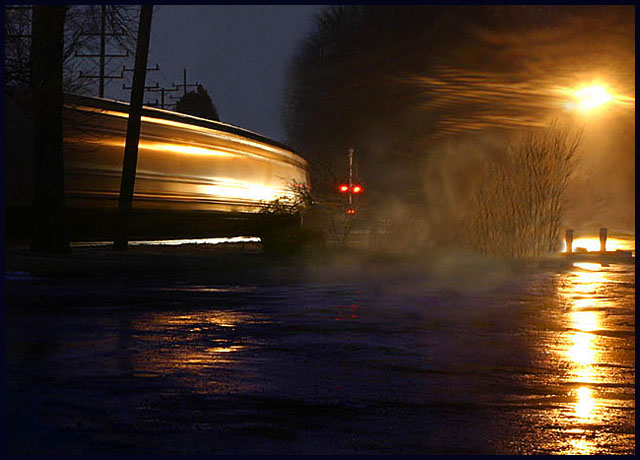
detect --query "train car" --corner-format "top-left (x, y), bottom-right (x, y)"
top-left (5, 93), bottom-right (310, 240)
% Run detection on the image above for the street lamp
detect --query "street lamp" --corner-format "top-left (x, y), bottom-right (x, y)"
top-left (564, 84), bottom-right (613, 113)
top-left (573, 85), bottom-right (612, 112)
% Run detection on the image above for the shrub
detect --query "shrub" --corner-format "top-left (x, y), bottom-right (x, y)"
top-left (256, 182), bottom-right (326, 257)
top-left (463, 121), bottom-right (583, 258)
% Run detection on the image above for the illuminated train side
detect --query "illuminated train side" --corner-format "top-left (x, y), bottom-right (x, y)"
top-left (5, 94), bottom-right (310, 239)
top-left (63, 94), bottom-right (310, 212)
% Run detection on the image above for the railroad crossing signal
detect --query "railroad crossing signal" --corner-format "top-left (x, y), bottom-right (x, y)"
top-left (338, 184), bottom-right (363, 194)
top-left (339, 147), bottom-right (364, 215)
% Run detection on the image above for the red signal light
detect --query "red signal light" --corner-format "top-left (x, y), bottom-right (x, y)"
top-left (352, 185), bottom-right (362, 194)
top-left (339, 184), bottom-right (349, 192)
top-left (346, 208), bottom-right (356, 215)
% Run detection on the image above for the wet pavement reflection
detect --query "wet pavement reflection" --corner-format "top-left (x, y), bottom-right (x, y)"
top-left (4, 256), bottom-right (634, 454)
top-left (547, 262), bottom-right (635, 454)
top-left (491, 260), bottom-right (635, 455)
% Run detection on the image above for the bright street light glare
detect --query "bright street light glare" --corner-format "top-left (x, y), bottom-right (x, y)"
top-left (572, 85), bottom-right (612, 112)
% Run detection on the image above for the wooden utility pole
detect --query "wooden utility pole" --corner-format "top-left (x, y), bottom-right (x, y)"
top-left (114, 5), bottom-right (153, 250)
top-left (172, 67), bottom-right (199, 97)
top-left (348, 148), bottom-right (354, 207)
top-left (30, 5), bottom-right (70, 253)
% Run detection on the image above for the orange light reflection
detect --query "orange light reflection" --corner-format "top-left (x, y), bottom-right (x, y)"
top-left (555, 262), bottom-right (607, 429)
top-left (130, 310), bottom-right (259, 381)
top-left (574, 386), bottom-right (596, 420)
top-left (561, 236), bottom-right (634, 253)
top-left (565, 436), bottom-right (596, 455)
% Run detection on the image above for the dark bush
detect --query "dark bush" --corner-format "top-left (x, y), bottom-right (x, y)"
top-left (255, 184), bottom-right (326, 258)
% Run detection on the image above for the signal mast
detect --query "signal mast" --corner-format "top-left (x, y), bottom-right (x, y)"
top-left (338, 147), bottom-right (363, 214)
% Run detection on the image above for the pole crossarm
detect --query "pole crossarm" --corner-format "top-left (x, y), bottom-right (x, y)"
top-left (123, 82), bottom-right (159, 91)
top-left (77, 32), bottom-right (126, 37)
top-left (75, 52), bottom-right (129, 58)
top-left (80, 73), bottom-right (124, 79)
top-left (122, 64), bottom-right (159, 73)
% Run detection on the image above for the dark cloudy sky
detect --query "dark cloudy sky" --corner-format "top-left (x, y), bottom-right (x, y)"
top-left (144, 5), bottom-right (325, 143)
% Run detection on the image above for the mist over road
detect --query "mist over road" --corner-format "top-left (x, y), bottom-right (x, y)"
top-left (4, 246), bottom-right (634, 454)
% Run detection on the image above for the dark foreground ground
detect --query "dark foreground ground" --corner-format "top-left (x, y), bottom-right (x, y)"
top-left (4, 243), bottom-right (635, 454)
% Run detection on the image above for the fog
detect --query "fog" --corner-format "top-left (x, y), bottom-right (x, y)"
top-left (288, 6), bottom-right (635, 241)
top-left (563, 113), bottom-right (635, 233)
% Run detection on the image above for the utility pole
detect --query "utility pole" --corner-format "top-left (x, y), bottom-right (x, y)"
top-left (114, 5), bottom-right (153, 250)
top-left (338, 147), bottom-right (362, 214)
top-left (172, 67), bottom-right (199, 97)
top-left (348, 148), bottom-right (354, 207)
top-left (30, 5), bottom-right (69, 253)
top-left (148, 85), bottom-right (179, 109)
top-left (75, 5), bottom-right (129, 98)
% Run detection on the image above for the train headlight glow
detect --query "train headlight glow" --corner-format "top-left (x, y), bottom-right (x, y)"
top-left (201, 179), bottom-right (281, 202)
top-left (139, 141), bottom-right (235, 157)
top-left (79, 138), bottom-right (236, 158)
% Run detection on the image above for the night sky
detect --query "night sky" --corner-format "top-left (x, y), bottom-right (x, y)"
top-left (145, 5), bottom-right (325, 143)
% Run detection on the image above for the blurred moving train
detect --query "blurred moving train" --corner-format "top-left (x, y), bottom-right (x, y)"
top-left (5, 93), bottom-right (310, 240)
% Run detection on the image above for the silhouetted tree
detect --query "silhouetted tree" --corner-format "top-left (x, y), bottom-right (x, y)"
top-left (5, 5), bottom-right (138, 95)
top-left (175, 84), bottom-right (220, 121)
top-left (463, 122), bottom-right (583, 259)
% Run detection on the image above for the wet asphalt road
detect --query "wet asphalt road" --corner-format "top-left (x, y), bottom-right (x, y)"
top-left (4, 246), bottom-right (635, 454)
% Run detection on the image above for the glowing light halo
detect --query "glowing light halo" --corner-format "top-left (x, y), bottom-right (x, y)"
top-left (573, 85), bottom-right (612, 112)
top-left (556, 82), bottom-right (633, 113)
